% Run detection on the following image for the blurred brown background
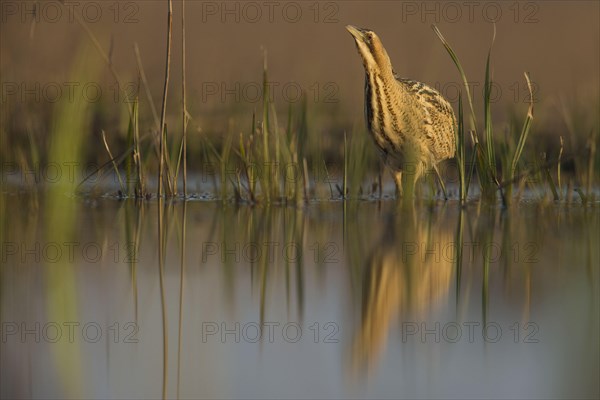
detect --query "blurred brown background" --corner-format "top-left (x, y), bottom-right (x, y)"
top-left (1, 0), bottom-right (599, 152)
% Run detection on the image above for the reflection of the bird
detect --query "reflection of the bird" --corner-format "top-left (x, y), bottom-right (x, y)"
top-left (351, 206), bottom-right (454, 371)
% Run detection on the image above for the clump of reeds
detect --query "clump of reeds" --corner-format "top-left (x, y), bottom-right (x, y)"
top-left (9, 3), bottom-right (595, 205)
top-left (433, 25), bottom-right (534, 206)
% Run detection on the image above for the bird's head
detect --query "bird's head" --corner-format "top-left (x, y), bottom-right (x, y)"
top-left (346, 25), bottom-right (393, 75)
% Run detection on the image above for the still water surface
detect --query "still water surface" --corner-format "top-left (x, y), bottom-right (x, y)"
top-left (1, 194), bottom-right (599, 399)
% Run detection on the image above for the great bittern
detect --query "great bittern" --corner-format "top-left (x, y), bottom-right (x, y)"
top-left (346, 25), bottom-right (456, 198)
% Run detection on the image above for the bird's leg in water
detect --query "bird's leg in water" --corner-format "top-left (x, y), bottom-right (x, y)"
top-left (393, 171), bottom-right (403, 198)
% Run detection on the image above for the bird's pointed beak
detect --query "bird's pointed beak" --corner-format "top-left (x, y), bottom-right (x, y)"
top-left (346, 25), bottom-right (365, 42)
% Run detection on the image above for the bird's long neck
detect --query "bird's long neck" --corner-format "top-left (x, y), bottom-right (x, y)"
top-left (364, 68), bottom-right (405, 149)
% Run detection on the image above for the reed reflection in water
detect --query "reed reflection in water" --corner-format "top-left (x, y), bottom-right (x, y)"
top-left (1, 195), bottom-right (598, 399)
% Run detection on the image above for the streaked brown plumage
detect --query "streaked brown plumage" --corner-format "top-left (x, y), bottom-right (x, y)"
top-left (346, 25), bottom-right (456, 196)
